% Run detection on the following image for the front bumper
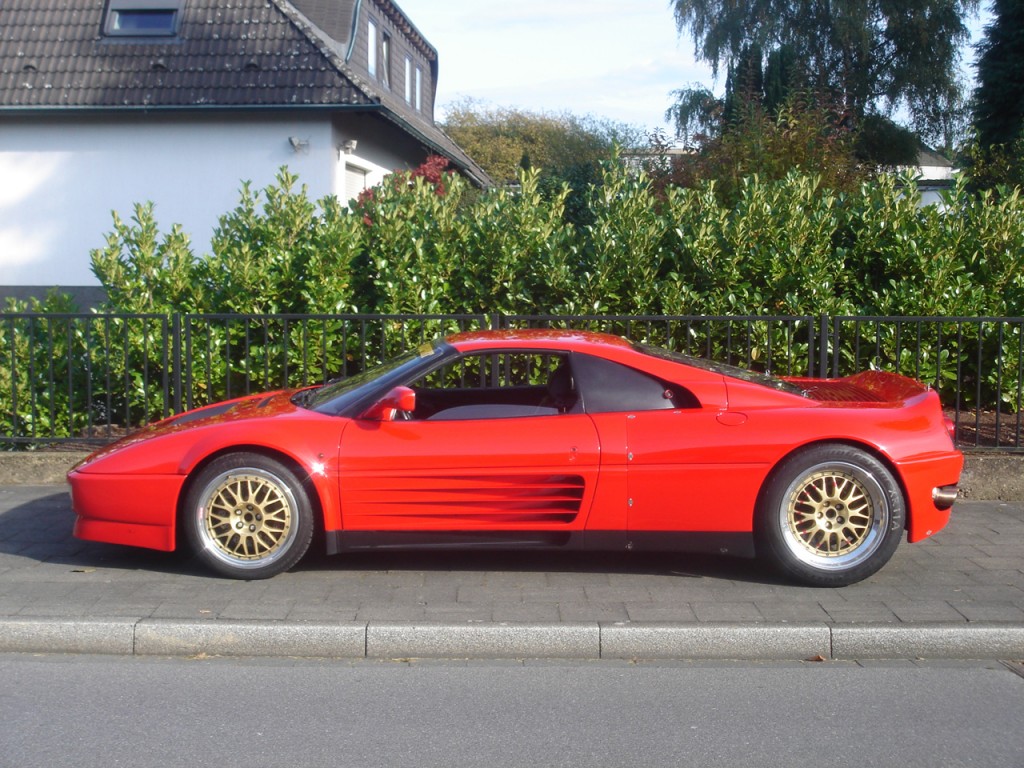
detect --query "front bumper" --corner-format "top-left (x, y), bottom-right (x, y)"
top-left (69, 469), bottom-right (185, 551)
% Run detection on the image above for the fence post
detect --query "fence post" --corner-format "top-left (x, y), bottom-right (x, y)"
top-left (818, 314), bottom-right (830, 378)
top-left (171, 313), bottom-right (182, 416)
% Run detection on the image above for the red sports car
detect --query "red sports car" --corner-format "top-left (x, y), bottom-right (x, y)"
top-left (68, 330), bottom-right (962, 586)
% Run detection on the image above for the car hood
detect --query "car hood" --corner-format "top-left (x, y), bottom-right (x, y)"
top-left (72, 390), bottom-right (302, 468)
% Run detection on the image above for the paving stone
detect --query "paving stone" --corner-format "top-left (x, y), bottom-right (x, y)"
top-left (753, 600), bottom-right (834, 623)
top-left (693, 601), bottom-right (765, 622)
top-left (623, 604), bottom-right (699, 622)
top-left (819, 601), bottom-right (901, 623)
top-left (884, 600), bottom-right (968, 622)
top-left (947, 601), bottom-right (1024, 622)
top-left (557, 601), bottom-right (630, 622)
top-left (491, 603), bottom-right (562, 622)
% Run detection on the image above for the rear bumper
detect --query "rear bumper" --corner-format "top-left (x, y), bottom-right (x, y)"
top-left (897, 452), bottom-right (964, 543)
top-left (68, 469), bottom-right (184, 551)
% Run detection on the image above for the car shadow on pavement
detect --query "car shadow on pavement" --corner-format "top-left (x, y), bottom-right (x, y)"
top-left (0, 489), bottom-right (785, 585)
top-left (0, 489), bottom-right (207, 577)
top-left (293, 540), bottom-right (783, 585)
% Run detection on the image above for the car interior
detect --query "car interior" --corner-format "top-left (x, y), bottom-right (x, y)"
top-left (406, 351), bottom-right (699, 420)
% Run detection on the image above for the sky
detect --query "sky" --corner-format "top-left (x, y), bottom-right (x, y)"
top-left (395, 0), bottom-right (714, 136)
top-left (396, 0), bottom-right (989, 138)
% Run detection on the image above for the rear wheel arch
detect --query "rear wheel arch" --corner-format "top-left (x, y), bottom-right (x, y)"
top-left (754, 440), bottom-right (909, 586)
top-left (756, 439), bottom-right (909, 527)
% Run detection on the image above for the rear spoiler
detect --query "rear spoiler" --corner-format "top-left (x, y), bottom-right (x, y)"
top-left (782, 371), bottom-right (929, 404)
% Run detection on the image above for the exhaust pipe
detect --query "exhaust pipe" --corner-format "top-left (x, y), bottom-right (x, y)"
top-left (932, 484), bottom-right (959, 510)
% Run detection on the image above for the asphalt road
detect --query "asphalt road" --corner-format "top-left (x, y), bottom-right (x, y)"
top-left (2, 654), bottom-right (1023, 768)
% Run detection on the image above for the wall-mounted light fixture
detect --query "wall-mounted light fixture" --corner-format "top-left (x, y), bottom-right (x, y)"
top-left (341, 139), bottom-right (358, 154)
top-left (288, 136), bottom-right (310, 153)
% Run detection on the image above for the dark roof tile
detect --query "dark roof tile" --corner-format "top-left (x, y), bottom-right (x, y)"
top-left (0, 0), bottom-right (366, 108)
top-left (0, 0), bottom-right (492, 185)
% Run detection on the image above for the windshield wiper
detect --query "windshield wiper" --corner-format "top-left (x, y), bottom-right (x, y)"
top-left (290, 386), bottom-right (323, 408)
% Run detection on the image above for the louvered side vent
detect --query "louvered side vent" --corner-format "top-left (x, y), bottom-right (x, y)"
top-left (411, 474), bottom-right (586, 524)
top-left (349, 474), bottom-right (587, 524)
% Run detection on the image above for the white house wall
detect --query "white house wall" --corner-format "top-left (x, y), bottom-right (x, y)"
top-left (0, 113), bottom-right (339, 287)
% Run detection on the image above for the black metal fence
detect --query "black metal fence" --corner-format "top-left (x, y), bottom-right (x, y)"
top-left (2, 312), bottom-right (1022, 451)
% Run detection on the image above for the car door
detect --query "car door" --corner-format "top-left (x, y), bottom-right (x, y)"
top-left (573, 352), bottom-right (763, 548)
top-left (337, 350), bottom-right (601, 534)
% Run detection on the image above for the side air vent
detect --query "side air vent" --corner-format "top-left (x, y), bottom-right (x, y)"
top-left (346, 474), bottom-right (587, 525)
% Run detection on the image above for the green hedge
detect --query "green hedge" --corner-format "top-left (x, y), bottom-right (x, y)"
top-left (3, 161), bottom-right (1024, 443)
top-left (84, 162), bottom-right (1024, 320)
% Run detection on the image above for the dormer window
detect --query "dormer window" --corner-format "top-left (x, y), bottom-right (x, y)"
top-left (103, 0), bottom-right (183, 38)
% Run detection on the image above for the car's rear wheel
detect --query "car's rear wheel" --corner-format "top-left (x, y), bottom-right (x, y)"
top-left (756, 444), bottom-right (905, 587)
top-left (184, 453), bottom-right (314, 579)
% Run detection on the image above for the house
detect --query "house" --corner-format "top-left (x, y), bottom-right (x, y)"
top-left (910, 146), bottom-right (956, 207)
top-left (0, 0), bottom-right (490, 296)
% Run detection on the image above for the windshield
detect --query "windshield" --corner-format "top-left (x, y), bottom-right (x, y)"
top-left (294, 341), bottom-right (448, 416)
top-left (635, 342), bottom-right (808, 397)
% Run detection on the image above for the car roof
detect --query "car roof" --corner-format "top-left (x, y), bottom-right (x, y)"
top-left (446, 329), bottom-right (634, 353)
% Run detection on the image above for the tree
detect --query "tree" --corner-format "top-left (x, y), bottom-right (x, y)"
top-left (658, 94), bottom-right (867, 204)
top-left (670, 0), bottom-right (978, 145)
top-left (666, 43), bottom-right (920, 178)
top-left (967, 0), bottom-right (1024, 189)
top-left (441, 99), bottom-right (644, 225)
top-left (441, 99), bottom-right (642, 186)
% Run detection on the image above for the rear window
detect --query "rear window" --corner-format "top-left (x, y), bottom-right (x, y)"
top-left (574, 353), bottom-right (699, 412)
top-left (634, 343), bottom-right (807, 397)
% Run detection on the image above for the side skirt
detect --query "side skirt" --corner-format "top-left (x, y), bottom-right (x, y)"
top-left (326, 530), bottom-right (755, 558)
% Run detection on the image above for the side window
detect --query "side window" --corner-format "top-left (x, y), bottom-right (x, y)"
top-left (367, 19), bottom-right (378, 77)
top-left (404, 56), bottom-right (412, 103)
top-left (573, 354), bottom-right (700, 413)
top-left (381, 33), bottom-right (391, 87)
top-left (410, 351), bottom-right (575, 420)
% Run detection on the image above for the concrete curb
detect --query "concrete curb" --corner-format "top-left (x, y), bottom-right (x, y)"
top-left (134, 619), bottom-right (368, 658)
top-left (599, 622), bottom-right (832, 660)
top-left (2, 618), bottom-right (1022, 661)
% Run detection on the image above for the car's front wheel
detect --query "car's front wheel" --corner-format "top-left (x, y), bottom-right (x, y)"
top-left (184, 453), bottom-right (314, 579)
top-left (756, 444), bottom-right (905, 587)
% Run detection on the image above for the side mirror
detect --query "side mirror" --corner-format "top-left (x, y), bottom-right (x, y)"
top-left (360, 386), bottom-right (416, 421)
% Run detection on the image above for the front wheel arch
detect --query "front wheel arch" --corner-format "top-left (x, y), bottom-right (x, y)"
top-left (176, 446), bottom-right (324, 556)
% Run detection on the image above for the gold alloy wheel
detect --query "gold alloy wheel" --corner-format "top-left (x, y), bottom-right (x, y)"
top-left (202, 471), bottom-right (295, 562)
top-left (785, 468), bottom-right (874, 558)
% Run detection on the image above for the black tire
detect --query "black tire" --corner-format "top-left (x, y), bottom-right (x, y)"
top-left (183, 452), bottom-right (314, 579)
top-left (756, 444), bottom-right (905, 587)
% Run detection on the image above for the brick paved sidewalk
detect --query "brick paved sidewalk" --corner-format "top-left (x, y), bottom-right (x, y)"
top-left (2, 485), bottom-right (1022, 628)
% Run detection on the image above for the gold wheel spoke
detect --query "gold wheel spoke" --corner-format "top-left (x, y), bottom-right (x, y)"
top-left (787, 468), bottom-right (877, 559)
top-left (202, 471), bottom-right (294, 562)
